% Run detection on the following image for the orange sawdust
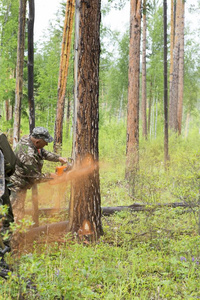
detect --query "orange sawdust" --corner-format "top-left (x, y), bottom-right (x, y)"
top-left (49, 155), bottom-right (97, 186)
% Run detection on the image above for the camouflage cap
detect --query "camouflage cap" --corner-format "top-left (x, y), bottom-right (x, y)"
top-left (31, 127), bottom-right (53, 143)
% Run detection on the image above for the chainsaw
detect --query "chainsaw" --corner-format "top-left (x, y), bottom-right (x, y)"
top-left (55, 157), bottom-right (74, 176)
top-left (49, 155), bottom-right (96, 186)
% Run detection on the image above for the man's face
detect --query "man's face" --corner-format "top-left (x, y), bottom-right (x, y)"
top-left (35, 139), bottom-right (48, 149)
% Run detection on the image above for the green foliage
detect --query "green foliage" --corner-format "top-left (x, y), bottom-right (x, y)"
top-left (146, 4), bottom-right (164, 110)
top-left (1, 219), bottom-right (199, 299)
top-left (34, 4), bottom-right (74, 131)
top-left (99, 31), bottom-right (129, 124)
top-left (34, 29), bottom-right (62, 129)
top-left (107, 0), bottom-right (127, 10)
top-left (1, 121), bottom-right (200, 299)
top-left (1, 1), bottom-right (200, 298)
top-left (0, 0), bottom-right (18, 104)
top-left (183, 35), bottom-right (200, 115)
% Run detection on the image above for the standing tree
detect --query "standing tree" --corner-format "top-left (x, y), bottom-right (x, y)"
top-left (54, 0), bottom-right (75, 153)
top-left (68, 0), bottom-right (103, 239)
top-left (169, 0), bottom-right (184, 133)
top-left (177, 0), bottom-right (185, 135)
top-left (13, 0), bottom-right (27, 148)
top-left (169, 0), bottom-right (175, 97)
top-left (28, 0), bottom-right (35, 133)
top-left (163, 0), bottom-right (169, 165)
top-left (141, 0), bottom-right (147, 139)
top-left (28, 0), bottom-right (39, 226)
top-left (0, 0), bottom-right (18, 122)
top-left (125, 0), bottom-right (141, 185)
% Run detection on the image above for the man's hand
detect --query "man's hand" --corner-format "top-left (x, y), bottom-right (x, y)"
top-left (49, 155), bottom-right (96, 186)
top-left (58, 157), bottom-right (68, 164)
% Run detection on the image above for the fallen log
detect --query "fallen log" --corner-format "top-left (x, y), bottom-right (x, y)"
top-left (23, 221), bottom-right (69, 243)
top-left (19, 201), bottom-right (198, 246)
top-left (25, 202), bottom-right (197, 218)
top-left (102, 202), bottom-right (198, 215)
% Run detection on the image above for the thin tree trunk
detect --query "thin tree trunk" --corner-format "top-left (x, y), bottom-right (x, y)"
top-left (141, 0), bottom-right (147, 139)
top-left (151, 96), bottom-right (155, 138)
top-left (177, 0), bottom-right (184, 135)
top-left (28, 0), bottom-right (35, 133)
top-left (184, 112), bottom-right (190, 138)
top-left (54, 0), bottom-right (75, 153)
top-left (155, 96), bottom-right (158, 139)
top-left (126, 0), bottom-right (141, 185)
top-left (148, 78), bottom-right (152, 135)
top-left (69, 0), bottom-right (103, 240)
top-left (13, 0), bottom-right (27, 148)
top-left (169, 0), bottom-right (182, 132)
top-left (66, 91), bottom-right (71, 139)
top-left (169, 0), bottom-right (175, 95)
top-left (5, 100), bottom-right (13, 121)
top-left (163, 0), bottom-right (169, 165)
top-left (5, 100), bottom-right (9, 121)
top-left (28, 0), bottom-right (38, 225)
top-left (32, 184), bottom-right (39, 227)
top-left (118, 89), bottom-right (124, 122)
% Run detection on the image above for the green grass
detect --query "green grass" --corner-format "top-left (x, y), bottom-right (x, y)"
top-left (1, 217), bottom-right (199, 299)
top-left (1, 121), bottom-right (200, 299)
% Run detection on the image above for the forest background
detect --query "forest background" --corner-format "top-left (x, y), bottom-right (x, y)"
top-left (0, 0), bottom-right (200, 298)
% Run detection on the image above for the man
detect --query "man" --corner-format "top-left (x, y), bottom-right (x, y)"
top-left (10, 126), bottom-right (68, 221)
top-left (0, 132), bottom-right (16, 256)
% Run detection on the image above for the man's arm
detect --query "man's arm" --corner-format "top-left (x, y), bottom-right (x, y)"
top-left (41, 148), bottom-right (67, 164)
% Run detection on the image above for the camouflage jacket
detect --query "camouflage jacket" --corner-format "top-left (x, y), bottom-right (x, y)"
top-left (10, 135), bottom-right (60, 191)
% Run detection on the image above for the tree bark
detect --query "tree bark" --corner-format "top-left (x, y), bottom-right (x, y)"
top-left (177, 0), bottom-right (184, 135)
top-left (69, 0), bottom-right (103, 239)
top-left (28, 0), bottom-right (35, 133)
top-left (169, 0), bottom-right (184, 133)
top-left (141, 0), bottom-right (147, 139)
top-left (163, 0), bottom-right (169, 165)
top-left (148, 78), bottom-right (152, 135)
top-left (66, 91), bottom-right (71, 139)
top-left (32, 183), bottom-right (39, 227)
top-left (13, 0), bottom-right (27, 148)
top-left (126, 0), bottom-right (141, 184)
top-left (169, 0), bottom-right (175, 96)
top-left (54, 0), bottom-right (75, 153)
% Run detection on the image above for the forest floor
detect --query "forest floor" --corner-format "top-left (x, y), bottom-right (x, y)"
top-left (1, 166), bottom-right (200, 299)
top-left (1, 126), bottom-right (200, 299)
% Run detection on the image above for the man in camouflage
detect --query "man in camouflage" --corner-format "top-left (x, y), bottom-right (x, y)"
top-left (10, 127), bottom-right (68, 221)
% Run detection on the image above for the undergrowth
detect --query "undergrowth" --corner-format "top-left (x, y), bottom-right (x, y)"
top-left (1, 212), bottom-right (199, 299)
top-left (1, 122), bottom-right (200, 299)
